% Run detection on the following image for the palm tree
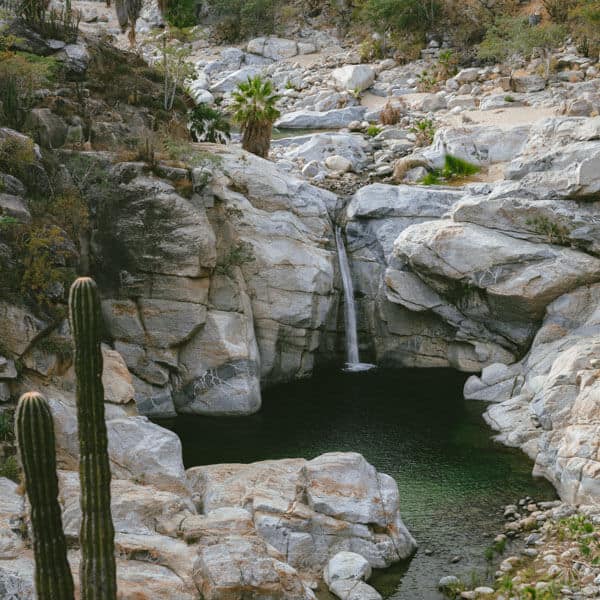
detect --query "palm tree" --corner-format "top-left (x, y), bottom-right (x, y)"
top-left (189, 104), bottom-right (231, 144)
top-left (231, 76), bottom-right (280, 158)
top-left (115, 0), bottom-right (142, 46)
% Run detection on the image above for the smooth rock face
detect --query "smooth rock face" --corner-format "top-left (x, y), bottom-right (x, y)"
top-left (275, 106), bottom-right (368, 129)
top-left (187, 452), bottom-right (417, 573)
top-left (471, 283), bottom-right (600, 504)
top-left (95, 146), bottom-right (339, 415)
top-left (2, 452), bottom-right (408, 599)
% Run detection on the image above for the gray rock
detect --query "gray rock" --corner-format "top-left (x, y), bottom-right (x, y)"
top-left (0, 193), bottom-right (30, 222)
top-left (324, 552), bottom-right (372, 586)
top-left (247, 36), bottom-right (298, 60)
top-left (210, 66), bottom-right (264, 93)
top-left (511, 74), bottom-right (546, 93)
top-left (332, 65), bottom-right (375, 92)
top-left (23, 108), bottom-right (67, 149)
top-left (275, 106), bottom-right (368, 129)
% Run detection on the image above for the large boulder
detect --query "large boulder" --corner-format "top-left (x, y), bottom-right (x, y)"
top-left (23, 108), bottom-right (67, 149)
top-left (331, 65), bottom-right (375, 92)
top-left (421, 124), bottom-right (530, 168)
top-left (210, 66), bottom-right (264, 94)
top-left (275, 107), bottom-right (368, 129)
top-left (282, 132), bottom-right (370, 171)
top-left (511, 73), bottom-right (546, 93)
top-left (247, 36), bottom-right (298, 60)
top-left (187, 452), bottom-right (417, 572)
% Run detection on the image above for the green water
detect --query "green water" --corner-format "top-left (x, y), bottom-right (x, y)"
top-left (166, 368), bottom-right (556, 599)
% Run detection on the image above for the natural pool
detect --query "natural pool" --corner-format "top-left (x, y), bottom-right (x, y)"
top-left (166, 368), bottom-right (556, 599)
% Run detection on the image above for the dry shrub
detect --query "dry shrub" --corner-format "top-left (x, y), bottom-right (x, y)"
top-left (379, 100), bottom-right (404, 126)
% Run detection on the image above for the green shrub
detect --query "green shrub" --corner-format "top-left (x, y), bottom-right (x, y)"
top-left (189, 104), bottom-right (231, 143)
top-left (410, 118), bottom-right (435, 147)
top-left (443, 154), bottom-right (480, 177)
top-left (543, 0), bottom-right (576, 22)
top-left (0, 409), bottom-right (14, 442)
top-left (18, 0), bottom-right (80, 43)
top-left (0, 455), bottom-right (20, 481)
top-left (420, 155), bottom-right (480, 185)
top-left (362, 0), bottom-right (442, 36)
top-left (478, 16), bottom-right (567, 62)
top-left (216, 241), bottom-right (255, 276)
top-left (0, 52), bottom-right (59, 129)
top-left (568, 1), bottom-right (600, 57)
top-left (366, 125), bottom-right (381, 137)
top-left (210, 0), bottom-right (277, 40)
top-left (359, 37), bottom-right (384, 62)
top-left (20, 225), bottom-right (76, 310)
top-left (164, 0), bottom-right (196, 28)
top-left (0, 134), bottom-right (36, 178)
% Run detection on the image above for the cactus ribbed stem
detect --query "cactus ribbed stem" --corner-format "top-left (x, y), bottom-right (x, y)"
top-left (69, 277), bottom-right (116, 600)
top-left (16, 392), bottom-right (74, 600)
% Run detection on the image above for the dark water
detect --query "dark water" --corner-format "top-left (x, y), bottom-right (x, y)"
top-left (165, 368), bottom-right (556, 599)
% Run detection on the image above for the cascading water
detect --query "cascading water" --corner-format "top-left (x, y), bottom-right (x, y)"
top-left (335, 226), bottom-right (375, 372)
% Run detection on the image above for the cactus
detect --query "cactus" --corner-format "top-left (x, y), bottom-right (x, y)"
top-left (15, 391), bottom-right (75, 600)
top-left (69, 277), bottom-right (117, 600)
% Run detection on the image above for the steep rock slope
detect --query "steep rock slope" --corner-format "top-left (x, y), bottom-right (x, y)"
top-left (344, 117), bottom-right (600, 503)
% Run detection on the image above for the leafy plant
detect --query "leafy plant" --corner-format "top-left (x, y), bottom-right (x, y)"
top-left (0, 455), bottom-right (20, 481)
top-left (543, 0), bottom-right (576, 22)
top-left (443, 154), bottom-right (480, 177)
top-left (210, 0), bottom-right (277, 40)
top-left (526, 216), bottom-right (571, 245)
top-left (420, 155), bottom-right (480, 185)
top-left (0, 52), bottom-right (59, 129)
top-left (0, 409), bottom-right (14, 442)
top-left (19, 0), bottom-right (80, 43)
top-left (231, 75), bottom-right (280, 158)
top-left (20, 225), bottom-right (77, 310)
top-left (163, 0), bottom-right (196, 28)
top-left (366, 124), bottom-right (381, 137)
top-left (362, 0), bottom-right (442, 38)
top-left (436, 49), bottom-right (458, 80)
top-left (416, 69), bottom-right (439, 92)
top-left (410, 118), bottom-right (435, 147)
top-left (359, 37), bottom-right (384, 62)
top-left (0, 134), bottom-right (36, 180)
top-left (216, 241), bottom-right (255, 276)
top-left (478, 16), bottom-right (567, 62)
top-left (189, 104), bottom-right (231, 144)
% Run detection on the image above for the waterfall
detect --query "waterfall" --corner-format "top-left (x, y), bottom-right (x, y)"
top-left (335, 226), bottom-right (375, 372)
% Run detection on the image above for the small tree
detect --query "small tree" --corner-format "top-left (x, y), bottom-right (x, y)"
top-left (231, 76), bottom-right (280, 159)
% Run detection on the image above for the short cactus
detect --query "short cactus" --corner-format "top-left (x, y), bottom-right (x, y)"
top-left (15, 391), bottom-right (75, 600)
top-left (69, 277), bottom-right (117, 600)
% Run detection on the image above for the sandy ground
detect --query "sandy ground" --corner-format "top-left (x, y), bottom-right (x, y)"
top-left (446, 105), bottom-right (557, 128)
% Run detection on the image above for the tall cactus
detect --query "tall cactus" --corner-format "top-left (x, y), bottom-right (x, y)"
top-left (15, 392), bottom-right (75, 600)
top-left (69, 277), bottom-right (117, 600)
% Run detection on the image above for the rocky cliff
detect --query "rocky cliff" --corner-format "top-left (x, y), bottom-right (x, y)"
top-left (344, 117), bottom-right (600, 504)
